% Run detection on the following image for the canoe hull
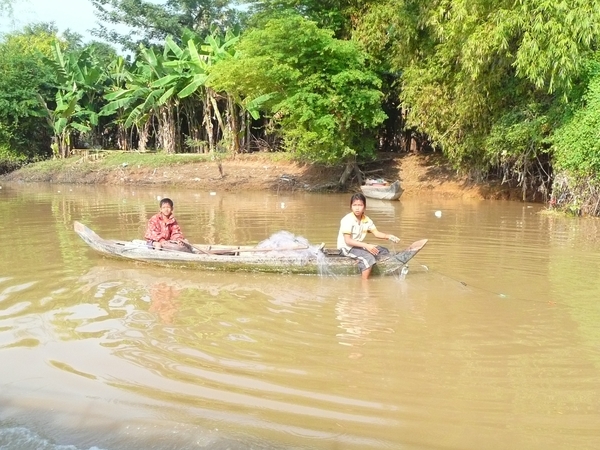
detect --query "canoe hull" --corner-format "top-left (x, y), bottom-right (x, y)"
top-left (361, 180), bottom-right (403, 201)
top-left (74, 221), bottom-right (426, 276)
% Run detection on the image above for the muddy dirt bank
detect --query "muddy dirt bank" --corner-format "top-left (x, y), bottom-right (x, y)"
top-left (0, 152), bottom-right (525, 200)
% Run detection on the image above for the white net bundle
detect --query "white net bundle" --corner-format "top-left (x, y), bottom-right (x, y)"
top-left (256, 231), bottom-right (325, 264)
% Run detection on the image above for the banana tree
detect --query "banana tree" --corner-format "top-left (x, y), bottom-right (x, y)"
top-left (101, 56), bottom-right (132, 150)
top-left (41, 42), bottom-right (104, 157)
top-left (102, 68), bottom-right (155, 152)
top-left (102, 30), bottom-right (265, 155)
top-left (102, 46), bottom-right (180, 153)
top-left (162, 31), bottom-right (242, 153)
top-left (147, 44), bottom-right (183, 154)
top-left (201, 32), bottom-right (241, 153)
top-left (161, 34), bottom-right (212, 151)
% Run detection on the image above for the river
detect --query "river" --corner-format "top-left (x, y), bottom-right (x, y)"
top-left (1, 182), bottom-right (599, 450)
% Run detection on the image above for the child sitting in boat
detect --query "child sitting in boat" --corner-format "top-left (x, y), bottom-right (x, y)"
top-left (337, 193), bottom-right (400, 279)
top-left (145, 198), bottom-right (192, 252)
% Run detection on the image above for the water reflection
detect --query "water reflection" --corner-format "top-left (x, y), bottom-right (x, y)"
top-left (147, 282), bottom-right (181, 324)
top-left (69, 265), bottom-right (410, 447)
top-left (336, 282), bottom-right (388, 348)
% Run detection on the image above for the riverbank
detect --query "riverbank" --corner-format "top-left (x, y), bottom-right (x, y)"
top-left (0, 151), bottom-right (524, 200)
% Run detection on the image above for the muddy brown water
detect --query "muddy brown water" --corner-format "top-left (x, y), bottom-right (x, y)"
top-left (1, 182), bottom-right (599, 450)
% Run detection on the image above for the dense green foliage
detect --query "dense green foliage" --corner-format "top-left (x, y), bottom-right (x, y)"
top-left (553, 60), bottom-right (600, 178)
top-left (244, 0), bottom-right (359, 38)
top-left (2, 0), bottom-right (600, 212)
top-left (549, 58), bottom-right (600, 214)
top-left (0, 26), bottom-right (57, 161)
top-left (348, 0), bottom-right (600, 206)
top-left (383, 0), bottom-right (598, 169)
top-left (90, 0), bottom-right (243, 52)
top-left (208, 14), bottom-right (386, 163)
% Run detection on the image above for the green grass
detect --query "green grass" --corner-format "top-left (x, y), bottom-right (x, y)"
top-left (94, 151), bottom-right (214, 168)
top-left (16, 158), bottom-right (66, 175)
top-left (13, 150), bottom-right (216, 174)
top-left (7, 149), bottom-right (301, 178)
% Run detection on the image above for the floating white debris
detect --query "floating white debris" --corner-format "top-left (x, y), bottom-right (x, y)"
top-left (434, 210), bottom-right (442, 218)
top-left (210, 192), bottom-right (217, 196)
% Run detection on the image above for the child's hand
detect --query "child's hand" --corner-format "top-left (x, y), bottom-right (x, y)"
top-left (366, 244), bottom-right (379, 255)
top-left (388, 235), bottom-right (400, 243)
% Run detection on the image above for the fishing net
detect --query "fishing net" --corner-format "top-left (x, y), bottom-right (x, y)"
top-left (256, 231), bottom-right (330, 270)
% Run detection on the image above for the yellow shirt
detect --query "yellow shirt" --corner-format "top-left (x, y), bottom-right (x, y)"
top-left (337, 212), bottom-right (377, 252)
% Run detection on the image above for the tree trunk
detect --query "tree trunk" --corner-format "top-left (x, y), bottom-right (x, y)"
top-left (138, 120), bottom-right (150, 152)
top-left (117, 123), bottom-right (128, 151)
top-left (203, 90), bottom-right (215, 153)
top-left (338, 158), bottom-right (357, 186)
top-left (175, 103), bottom-right (182, 153)
top-left (209, 92), bottom-right (226, 140)
top-left (245, 112), bottom-right (251, 153)
top-left (354, 164), bottom-right (363, 186)
top-left (59, 132), bottom-right (70, 159)
top-left (226, 94), bottom-right (240, 154)
top-left (186, 100), bottom-right (204, 153)
top-left (239, 111), bottom-right (251, 153)
top-left (159, 105), bottom-right (177, 154)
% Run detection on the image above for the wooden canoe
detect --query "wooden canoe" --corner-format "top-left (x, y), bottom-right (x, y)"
top-left (74, 221), bottom-right (427, 276)
top-left (361, 180), bottom-right (404, 201)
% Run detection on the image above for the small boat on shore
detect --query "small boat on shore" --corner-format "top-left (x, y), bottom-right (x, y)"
top-left (74, 221), bottom-right (427, 276)
top-left (361, 180), bottom-right (403, 201)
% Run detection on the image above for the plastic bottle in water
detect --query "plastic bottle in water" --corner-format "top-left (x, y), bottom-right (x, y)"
top-left (401, 265), bottom-right (409, 276)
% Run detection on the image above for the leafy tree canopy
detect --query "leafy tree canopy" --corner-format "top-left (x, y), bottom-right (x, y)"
top-left (350, 0), bottom-right (600, 176)
top-left (209, 14), bottom-right (386, 163)
top-left (552, 58), bottom-right (600, 179)
top-left (244, 0), bottom-right (365, 38)
top-left (0, 24), bottom-right (58, 159)
top-left (90, 0), bottom-right (243, 51)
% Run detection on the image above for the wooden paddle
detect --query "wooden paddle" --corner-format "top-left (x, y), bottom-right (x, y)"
top-left (115, 240), bottom-right (310, 255)
top-left (191, 243), bottom-right (309, 255)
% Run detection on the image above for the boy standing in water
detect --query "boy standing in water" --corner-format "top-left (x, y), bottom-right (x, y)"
top-left (337, 193), bottom-right (400, 279)
top-left (144, 198), bottom-right (192, 252)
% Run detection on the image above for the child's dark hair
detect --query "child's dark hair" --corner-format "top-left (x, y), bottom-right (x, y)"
top-left (350, 193), bottom-right (366, 207)
top-left (160, 198), bottom-right (174, 208)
